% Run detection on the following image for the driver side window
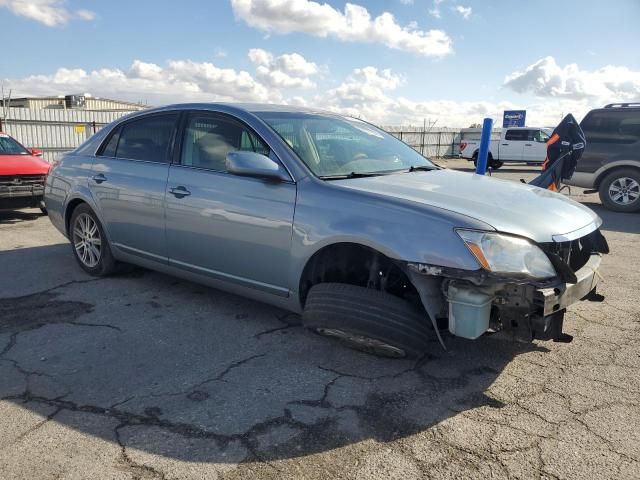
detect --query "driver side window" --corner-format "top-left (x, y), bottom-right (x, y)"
top-left (181, 114), bottom-right (270, 171)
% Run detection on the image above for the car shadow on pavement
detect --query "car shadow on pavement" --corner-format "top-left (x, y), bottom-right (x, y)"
top-left (0, 244), bottom-right (548, 465)
top-left (0, 209), bottom-right (44, 225)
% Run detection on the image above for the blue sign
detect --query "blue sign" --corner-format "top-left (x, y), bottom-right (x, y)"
top-left (503, 110), bottom-right (526, 128)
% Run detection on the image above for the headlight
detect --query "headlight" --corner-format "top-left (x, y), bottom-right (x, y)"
top-left (456, 230), bottom-right (556, 279)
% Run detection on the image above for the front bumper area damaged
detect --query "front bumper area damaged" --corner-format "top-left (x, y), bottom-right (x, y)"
top-left (405, 229), bottom-right (608, 346)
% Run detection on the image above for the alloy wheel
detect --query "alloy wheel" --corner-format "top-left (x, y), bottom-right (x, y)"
top-left (73, 213), bottom-right (102, 268)
top-left (608, 177), bottom-right (640, 205)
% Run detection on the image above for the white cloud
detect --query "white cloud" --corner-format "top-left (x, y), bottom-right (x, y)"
top-left (316, 65), bottom-right (595, 127)
top-left (504, 56), bottom-right (640, 102)
top-left (429, 0), bottom-right (445, 18)
top-left (231, 0), bottom-right (453, 57)
top-left (5, 59), bottom-right (274, 105)
top-left (2, 52), bottom-right (607, 128)
top-left (248, 48), bottom-right (319, 88)
top-left (0, 0), bottom-right (95, 26)
top-left (454, 5), bottom-right (471, 19)
top-left (214, 47), bottom-right (228, 58)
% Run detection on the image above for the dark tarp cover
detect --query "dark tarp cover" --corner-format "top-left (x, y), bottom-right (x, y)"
top-left (529, 113), bottom-right (586, 191)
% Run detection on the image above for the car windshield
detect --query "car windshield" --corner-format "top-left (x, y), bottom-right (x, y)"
top-left (0, 134), bottom-right (29, 155)
top-left (257, 112), bottom-right (436, 178)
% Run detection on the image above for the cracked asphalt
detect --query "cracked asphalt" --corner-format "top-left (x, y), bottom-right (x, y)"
top-left (1, 159), bottom-right (639, 479)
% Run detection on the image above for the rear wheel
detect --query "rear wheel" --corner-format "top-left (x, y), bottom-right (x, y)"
top-left (472, 153), bottom-right (502, 170)
top-left (598, 168), bottom-right (640, 213)
top-left (69, 204), bottom-right (116, 276)
top-left (302, 283), bottom-right (433, 358)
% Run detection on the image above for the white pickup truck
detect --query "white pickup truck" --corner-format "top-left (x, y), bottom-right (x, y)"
top-left (459, 127), bottom-right (552, 169)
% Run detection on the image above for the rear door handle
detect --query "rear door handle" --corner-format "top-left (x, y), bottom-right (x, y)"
top-left (169, 186), bottom-right (191, 198)
top-left (524, 143), bottom-right (533, 146)
top-left (92, 174), bottom-right (107, 184)
top-left (502, 143), bottom-right (509, 146)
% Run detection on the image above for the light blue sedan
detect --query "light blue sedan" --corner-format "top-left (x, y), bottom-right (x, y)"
top-left (45, 104), bottom-right (608, 358)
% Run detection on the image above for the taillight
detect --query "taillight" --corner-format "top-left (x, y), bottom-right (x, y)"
top-left (460, 142), bottom-right (467, 152)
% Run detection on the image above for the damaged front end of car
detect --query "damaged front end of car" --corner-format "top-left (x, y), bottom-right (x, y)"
top-left (404, 227), bottom-right (609, 347)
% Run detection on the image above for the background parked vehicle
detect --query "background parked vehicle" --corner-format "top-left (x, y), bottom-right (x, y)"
top-left (0, 132), bottom-right (48, 212)
top-left (460, 127), bottom-right (552, 169)
top-left (565, 103), bottom-right (640, 213)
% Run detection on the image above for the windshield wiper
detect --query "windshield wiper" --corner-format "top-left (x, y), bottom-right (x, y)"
top-left (407, 165), bottom-right (439, 172)
top-left (320, 171), bottom-right (389, 180)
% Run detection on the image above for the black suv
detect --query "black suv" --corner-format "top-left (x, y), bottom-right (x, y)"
top-left (567, 103), bottom-right (640, 212)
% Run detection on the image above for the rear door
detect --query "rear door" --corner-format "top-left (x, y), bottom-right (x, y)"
top-left (90, 112), bottom-right (179, 262)
top-left (579, 109), bottom-right (640, 174)
top-left (522, 129), bottom-right (549, 163)
top-left (165, 111), bottom-right (296, 296)
top-left (499, 129), bottom-right (527, 161)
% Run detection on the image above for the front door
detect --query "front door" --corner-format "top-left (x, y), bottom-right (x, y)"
top-left (89, 112), bottom-right (179, 261)
top-left (501, 129), bottom-right (527, 161)
top-left (165, 111), bottom-right (296, 296)
top-left (522, 129), bottom-right (549, 163)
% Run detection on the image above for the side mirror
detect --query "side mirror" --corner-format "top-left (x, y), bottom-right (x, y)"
top-left (226, 151), bottom-right (290, 182)
top-left (31, 148), bottom-right (43, 157)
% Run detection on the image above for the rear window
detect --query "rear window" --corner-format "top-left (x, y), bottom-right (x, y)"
top-left (581, 110), bottom-right (640, 144)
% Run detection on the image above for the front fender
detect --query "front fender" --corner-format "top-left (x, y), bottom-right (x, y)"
top-left (288, 177), bottom-right (490, 298)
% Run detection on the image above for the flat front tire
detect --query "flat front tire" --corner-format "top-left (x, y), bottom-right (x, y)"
top-left (302, 283), bottom-right (433, 358)
top-left (598, 168), bottom-right (640, 213)
top-left (69, 204), bottom-right (116, 276)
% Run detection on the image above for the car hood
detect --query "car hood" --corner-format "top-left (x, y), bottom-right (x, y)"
top-left (332, 169), bottom-right (600, 243)
top-left (0, 154), bottom-right (50, 175)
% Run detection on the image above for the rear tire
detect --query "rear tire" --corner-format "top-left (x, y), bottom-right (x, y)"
top-left (598, 168), bottom-right (640, 213)
top-left (69, 204), bottom-right (116, 276)
top-left (472, 153), bottom-right (502, 170)
top-left (302, 283), bottom-right (433, 358)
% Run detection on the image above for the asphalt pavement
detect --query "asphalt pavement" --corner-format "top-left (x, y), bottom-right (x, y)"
top-left (1, 159), bottom-right (639, 479)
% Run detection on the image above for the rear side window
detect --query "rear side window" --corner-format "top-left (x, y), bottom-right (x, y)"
top-left (581, 110), bottom-right (640, 144)
top-left (528, 129), bottom-right (550, 143)
top-left (180, 114), bottom-right (270, 171)
top-left (505, 130), bottom-right (528, 141)
top-left (100, 114), bottom-right (178, 162)
top-left (100, 127), bottom-right (120, 157)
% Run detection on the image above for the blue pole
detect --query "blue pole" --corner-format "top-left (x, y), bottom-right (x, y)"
top-left (475, 117), bottom-right (493, 175)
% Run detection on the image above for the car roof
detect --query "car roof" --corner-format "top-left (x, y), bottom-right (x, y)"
top-left (145, 102), bottom-right (340, 117)
top-left (588, 106), bottom-right (640, 114)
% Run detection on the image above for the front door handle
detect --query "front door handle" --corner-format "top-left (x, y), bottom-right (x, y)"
top-left (92, 174), bottom-right (107, 184)
top-left (502, 143), bottom-right (509, 146)
top-left (524, 143), bottom-right (533, 146)
top-left (169, 186), bottom-right (191, 198)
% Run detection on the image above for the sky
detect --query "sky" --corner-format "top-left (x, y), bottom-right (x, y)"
top-left (0, 0), bottom-right (639, 127)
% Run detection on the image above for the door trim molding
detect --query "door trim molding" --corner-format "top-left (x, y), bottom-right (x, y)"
top-left (168, 258), bottom-right (290, 297)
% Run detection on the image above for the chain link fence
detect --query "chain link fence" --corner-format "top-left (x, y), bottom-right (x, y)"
top-left (1, 107), bottom-right (505, 162)
top-left (0, 108), bottom-right (132, 162)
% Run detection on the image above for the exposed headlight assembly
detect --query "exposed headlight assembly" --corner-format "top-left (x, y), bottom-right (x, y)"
top-left (456, 230), bottom-right (556, 279)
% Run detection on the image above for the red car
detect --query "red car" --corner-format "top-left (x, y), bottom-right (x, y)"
top-left (0, 132), bottom-right (49, 212)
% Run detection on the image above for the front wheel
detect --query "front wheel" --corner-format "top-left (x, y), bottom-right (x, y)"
top-left (302, 283), bottom-right (433, 358)
top-left (69, 204), bottom-right (116, 276)
top-left (598, 169), bottom-right (640, 213)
